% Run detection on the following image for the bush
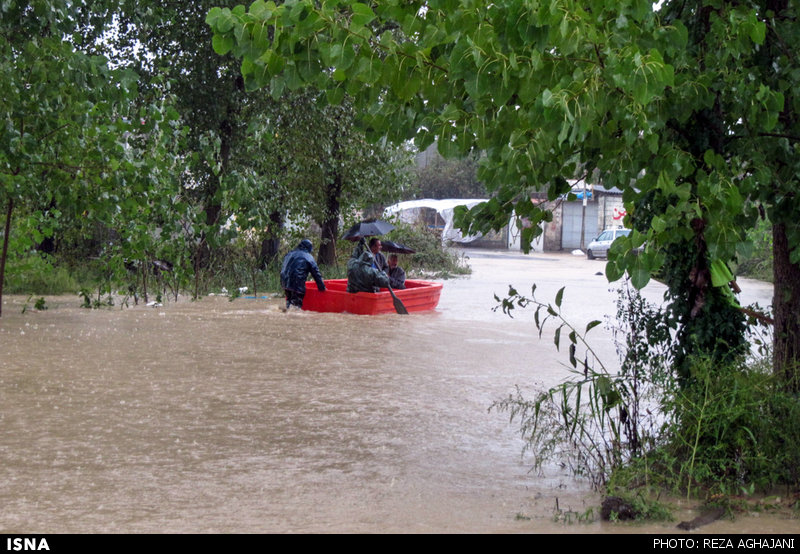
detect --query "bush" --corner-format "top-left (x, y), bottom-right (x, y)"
top-left (4, 254), bottom-right (80, 295)
top-left (493, 281), bottom-right (799, 515)
top-left (378, 220), bottom-right (471, 278)
top-left (640, 359), bottom-right (800, 497)
top-left (2, 220), bottom-right (468, 302)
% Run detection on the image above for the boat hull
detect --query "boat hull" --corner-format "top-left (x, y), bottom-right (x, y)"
top-left (301, 279), bottom-right (442, 315)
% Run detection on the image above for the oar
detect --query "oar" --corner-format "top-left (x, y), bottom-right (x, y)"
top-left (387, 284), bottom-right (408, 315)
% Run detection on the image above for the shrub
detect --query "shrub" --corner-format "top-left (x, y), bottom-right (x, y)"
top-left (379, 220), bottom-right (471, 278)
top-left (494, 281), bottom-right (799, 511)
top-left (4, 254), bottom-right (80, 295)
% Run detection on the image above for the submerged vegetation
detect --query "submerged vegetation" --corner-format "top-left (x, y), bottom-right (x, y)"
top-left (493, 282), bottom-right (799, 522)
top-left (2, 219), bottom-right (468, 306)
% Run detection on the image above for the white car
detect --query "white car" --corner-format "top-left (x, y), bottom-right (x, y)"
top-left (586, 228), bottom-right (631, 260)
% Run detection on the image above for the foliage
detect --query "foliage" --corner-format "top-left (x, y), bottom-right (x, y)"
top-left (199, 237), bottom-right (284, 297)
top-left (239, 90), bottom-right (414, 265)
top-left (1, 0), bottom-right (415, 314)
top-left (495, 283), bottom-right (799, 504)
top-left (631, 188), bottom-right (748, 382)
top-left (381, 220), bottom-right (471, 278)
top-left (3, 222), bottom-right (463, 304)
top-left (492, 283), bottom-right (671, 487)
top-left (21, 294), bottom-right (47, 314)
top-left (104, 0), bottom-right (415, 269)
top-left (78, 286), bottom-right (115, 309)
top-left (0, 0), bottom-right (184, 315)
top-left (204, 0), bottom-right (787, 270)
top-left (735, 217), bottom-right (774, 282)
top-left (3, 254), bottom-right (80, 295)
top-left (612, 358), bottom-right (800, 499)
top-left (551, 504), bottom-right (597, 525)
top-left (415, 152), bottom-right (487, 199)
top-left (206, 0), bottom-right (800, 385)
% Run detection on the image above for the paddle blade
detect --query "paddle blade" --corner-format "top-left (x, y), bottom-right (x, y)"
top-left (389, 288), bottom-right (409, 315)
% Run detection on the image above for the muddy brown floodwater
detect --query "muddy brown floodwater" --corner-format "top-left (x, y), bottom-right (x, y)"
top-left (0, 248), bottom-right (795, 533)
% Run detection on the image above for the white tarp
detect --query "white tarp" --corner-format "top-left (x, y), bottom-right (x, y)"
top-left (383, 199), bottom-right (488, 243)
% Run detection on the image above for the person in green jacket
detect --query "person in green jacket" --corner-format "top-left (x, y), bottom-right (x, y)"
top-left (347, 241), bottom-right (390, 293)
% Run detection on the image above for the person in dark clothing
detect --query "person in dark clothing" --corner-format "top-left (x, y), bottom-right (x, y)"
top-left (369, 237), bottom-right (389, 273)
top-left (280, 239), bottom-right (326, 309)
top-left (347, 243), bottom-right (390, 293)
top-left (387, 254), bottom-right (406, 289)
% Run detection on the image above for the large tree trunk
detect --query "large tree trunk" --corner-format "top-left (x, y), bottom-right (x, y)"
top-left (318, 216), bottom-right (338, 266)
top-left (773, 223), bottom-right (800, 392)
top-left (196, 84), bottom-right (240, 270)
top-left (0, 197), bottom-right (13, 318)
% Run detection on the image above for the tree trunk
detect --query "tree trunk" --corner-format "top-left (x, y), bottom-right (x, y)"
top-left (0, 197), bottom-right (13, 318)
top-left (318, 175), bottom-right (342, 267)
top-left (194, 190), bottom-right (222, 271)
top-left (773, 223), bottom-right (800, 392)
top-left (318, 215), bottom-right (338, 266)
top-left (258, 210), bottom-right (284, 268)
top-left (196, 96), bottom-right (237, 271)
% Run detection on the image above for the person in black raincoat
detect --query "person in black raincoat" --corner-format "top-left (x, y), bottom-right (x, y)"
top-left (280, 239), bottom-right (326, 309)
top-left (347, 241), bottom-right (390, 293)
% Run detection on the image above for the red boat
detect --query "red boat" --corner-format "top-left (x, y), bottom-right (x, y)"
top-left (301, 279), bottom-right (442, 315)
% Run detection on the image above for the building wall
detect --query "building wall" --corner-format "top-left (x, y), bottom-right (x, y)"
top-left (542, 203), bottom-right (563, 251)
top-left (597, 194), bottom-right (627, 230)
top-left (561, 201), bottom-right (600, 249)
top-left (539, 192), bottom-right (625, 251)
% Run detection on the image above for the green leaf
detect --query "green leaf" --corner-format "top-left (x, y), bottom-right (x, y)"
top-left (749, 20), bottom-right (766, 44)
top-left (249, 0), bottom-right (273, 19)
top-left (206, 7), bottom-right (222, 25)
top-left (350, 3), bottom-right (375, 27)
top-left (212, 8), bottom-right (236, 33)
top-left (628, 260), bottom-right (651, 289)
top-left (289, 1), bottom-right (307, 22)
top-left (267, 51), bottom-right (285, 75)
top-left (585, 320), bottom-right (601, 333)
top-left (212, 34), bottom-right (234, 55)
top-left (605, 260), bottom-right (624, 282)
top-left (555, 286), bottom-right (564, 308)
top-left (326, 86), bottom-right (345, 104)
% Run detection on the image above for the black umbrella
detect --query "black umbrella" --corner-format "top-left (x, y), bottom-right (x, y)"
top-left (342, 219), bottom-right (395, 241)
top-left (379, 240), bottom-right (416, 254)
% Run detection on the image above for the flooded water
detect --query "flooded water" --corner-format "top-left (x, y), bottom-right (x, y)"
top-left (0, 249), bottom-right (794, 533)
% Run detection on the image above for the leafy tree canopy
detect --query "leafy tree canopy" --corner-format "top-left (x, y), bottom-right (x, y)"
top-left (0, 0), bottom-right (183, 314)
top-left (208, 0), bottom-right (800, 384)
top-left (207, 0), bottom-right (797, 284)
top-left (416, 150), bottom-right (487, 199)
